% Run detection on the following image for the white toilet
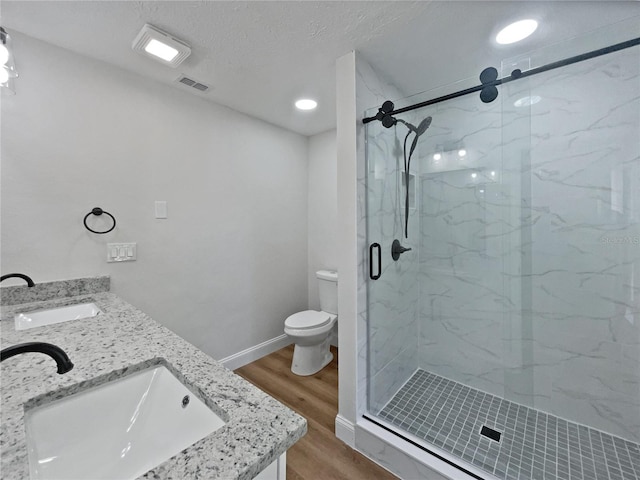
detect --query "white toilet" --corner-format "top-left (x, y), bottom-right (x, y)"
top-left (284, 270), bottom-right (338, 376)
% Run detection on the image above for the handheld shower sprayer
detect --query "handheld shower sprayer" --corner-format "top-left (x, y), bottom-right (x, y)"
top-left (389, 113), bottom-right (433, 239)
top-left (375, 100), bottom-right (433, 239)
top-left (401, 116), bottom-right (431, 239)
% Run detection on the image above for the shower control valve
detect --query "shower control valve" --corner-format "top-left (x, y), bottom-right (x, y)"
top-left (391, 239), bottom-right (412, 261)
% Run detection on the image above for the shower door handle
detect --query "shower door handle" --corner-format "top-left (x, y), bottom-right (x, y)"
top-left (369, 243), bottom-right (381, 280)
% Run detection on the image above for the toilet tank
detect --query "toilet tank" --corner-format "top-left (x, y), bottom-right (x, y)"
top-left (317, 270), bottom-right (338, 315)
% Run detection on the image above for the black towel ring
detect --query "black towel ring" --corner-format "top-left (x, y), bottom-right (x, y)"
top-left (83, 207), bottom-right (116, 234)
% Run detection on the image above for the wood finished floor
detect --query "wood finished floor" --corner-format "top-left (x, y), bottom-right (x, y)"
top-left (235, 345), bottom-right (398, 480)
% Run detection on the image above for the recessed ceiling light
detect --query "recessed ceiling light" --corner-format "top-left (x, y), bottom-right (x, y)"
top-left (496, 19), bottom-right (538, 45)
top-left (295, 99), bottom-right (317, 111)
top-left (514, 95), bottom-right (542, 107)
top-left (132, 24), bottom-right (191, 68)
top-left (433, 153), bottom-right (442, 161)
top-left (458, 149), bottom-right (467, 157)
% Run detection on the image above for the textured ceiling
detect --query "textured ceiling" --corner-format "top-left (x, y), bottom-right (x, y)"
top-left (2, 1), bottom-right (639, 136)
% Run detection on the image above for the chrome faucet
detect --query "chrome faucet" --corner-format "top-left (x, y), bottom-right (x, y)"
top-left (1, 342), bottom-right (74, 374)
top-left (0, 273), bottom-right (35, 287)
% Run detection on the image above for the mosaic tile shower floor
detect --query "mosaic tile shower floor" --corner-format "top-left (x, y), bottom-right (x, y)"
top-left (377, 369), bottom-right (640, 480)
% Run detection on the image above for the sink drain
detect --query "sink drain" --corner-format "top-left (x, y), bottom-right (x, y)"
top-left (181, 395), bottom-right (190, 408)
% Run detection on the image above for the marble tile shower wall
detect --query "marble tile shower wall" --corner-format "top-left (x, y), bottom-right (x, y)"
top-left (417, 47), bottom-right (640, 443)
top-left (417, 93), bottom-right (509, 401)
top-left (526, 49), bottom-right (640, 442)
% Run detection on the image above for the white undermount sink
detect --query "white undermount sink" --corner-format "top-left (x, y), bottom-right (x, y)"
top-left (14, 302), bottom-right (102, 330)
top-left (24, 364), bottom-right (226, 480)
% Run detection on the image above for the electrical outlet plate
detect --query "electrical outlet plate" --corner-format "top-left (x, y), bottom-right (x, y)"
top-left (107, 243), bottom-right (137, 263)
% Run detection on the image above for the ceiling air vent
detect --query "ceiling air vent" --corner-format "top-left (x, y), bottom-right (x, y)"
top-left (176, 75), bottom-right (210, 93)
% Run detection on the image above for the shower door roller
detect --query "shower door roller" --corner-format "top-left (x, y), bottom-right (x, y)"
top-left (369, 243), bottom-right (381, 280)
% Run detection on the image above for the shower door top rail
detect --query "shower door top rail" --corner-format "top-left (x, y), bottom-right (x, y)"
top-left (363, 36), bottom-right (640, 126)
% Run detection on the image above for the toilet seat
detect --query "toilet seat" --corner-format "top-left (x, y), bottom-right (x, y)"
top-left (285, 310), bottom-right (331, 330)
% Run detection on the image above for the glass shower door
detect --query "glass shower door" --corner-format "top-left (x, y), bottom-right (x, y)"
top-left (364, 21), bottom-right (640, 480)
top-left (365, 85), bottom-right (516, 418)
top-left (365, 104), bottom-right (424, 416)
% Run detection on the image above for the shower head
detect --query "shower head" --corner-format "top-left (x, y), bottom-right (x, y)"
top-left (398, 116), bottom-right (433, 158)
top-left (397, 116), bottom-right (432, 137)
top-left (415, 116), bottom-right (432, 136)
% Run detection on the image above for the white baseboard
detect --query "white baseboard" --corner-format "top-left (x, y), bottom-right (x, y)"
top-left (335, 414), bottom-right (356, 447)
top-left (220, 334), bottom-right (292, 371)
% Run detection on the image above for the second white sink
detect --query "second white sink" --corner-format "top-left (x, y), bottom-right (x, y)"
top-left (15, 303), bottom-right (102, 331)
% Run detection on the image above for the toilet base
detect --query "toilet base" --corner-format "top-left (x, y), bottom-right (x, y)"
top-left (290, 337), bottom-right (333, 376)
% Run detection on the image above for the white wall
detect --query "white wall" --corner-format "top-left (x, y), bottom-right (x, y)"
top-left (307, 130), bottom-right (338, 309)
top-left (1, 32), bottom-right (309, 361)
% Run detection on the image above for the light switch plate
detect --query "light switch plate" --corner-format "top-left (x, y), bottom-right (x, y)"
top-left (107, 243), bottom-right (137, 262)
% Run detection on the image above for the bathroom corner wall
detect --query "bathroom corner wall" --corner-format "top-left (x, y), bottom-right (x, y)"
top-left (307, 130), bottom-right (338, 310)
top-left (1, 32), bottom-right (309, 361)
top-left (308, 129), bottom-right (338, 346)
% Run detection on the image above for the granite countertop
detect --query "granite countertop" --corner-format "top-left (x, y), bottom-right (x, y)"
top-left (0, 279), bottom-right (306, 479)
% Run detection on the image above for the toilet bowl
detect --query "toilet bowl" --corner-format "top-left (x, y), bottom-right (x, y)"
top-left (285, 311), bottom-right (336, 376)
top-left (285, 270), bottom-right (338, 376)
